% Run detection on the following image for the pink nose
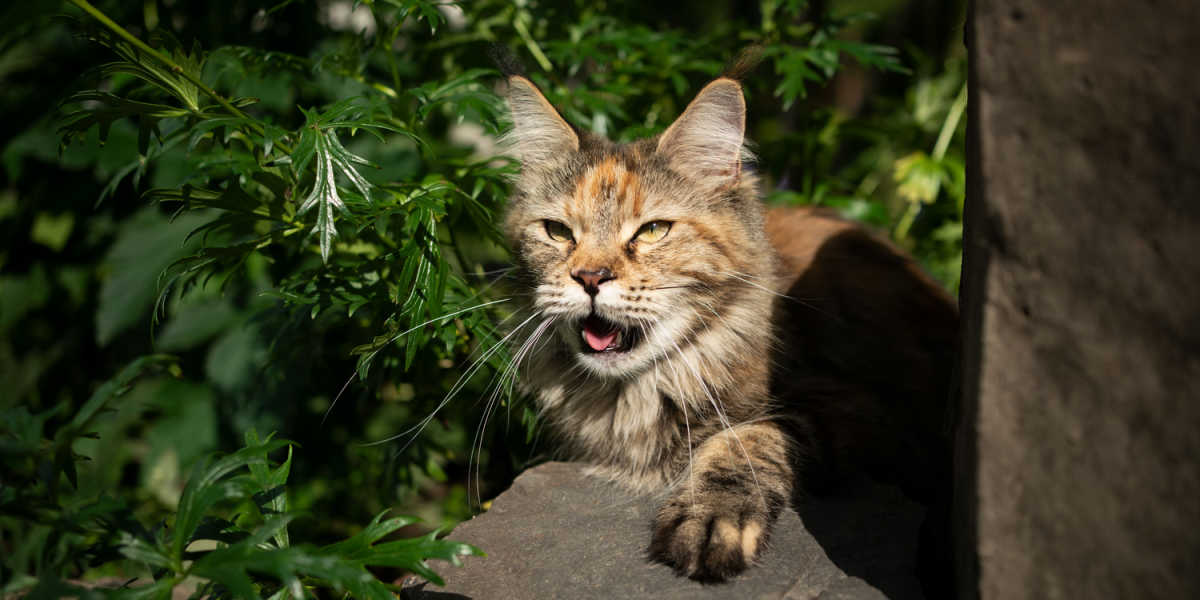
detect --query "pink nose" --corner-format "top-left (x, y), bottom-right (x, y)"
top-left (571, 268), bottom-right (615, 296)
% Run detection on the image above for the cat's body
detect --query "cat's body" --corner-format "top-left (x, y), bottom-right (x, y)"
top-left (502, 76), bottom-right (957, 581)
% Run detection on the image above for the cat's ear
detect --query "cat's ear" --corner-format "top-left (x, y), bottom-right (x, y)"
top-left (504, 76), bottom-right (579, 167)
top-left (656, 78), bottom-right (747, 183)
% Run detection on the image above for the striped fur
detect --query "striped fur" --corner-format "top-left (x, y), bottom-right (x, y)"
top-left (502, 76), bottom-right (958, 581)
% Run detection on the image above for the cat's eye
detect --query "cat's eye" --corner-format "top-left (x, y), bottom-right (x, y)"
top-left (544, 220), bottom-right (574, 242)
top-left (634, 221), bottom-right (672, 243)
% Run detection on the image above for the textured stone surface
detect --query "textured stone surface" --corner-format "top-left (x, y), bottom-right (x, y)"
top-left (960, 1), bottom-right (1200, 598)
top-left (404, 462), bottom-right (926, 599)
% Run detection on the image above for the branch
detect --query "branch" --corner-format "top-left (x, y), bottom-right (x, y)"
top-left (67, 0), bottom-right (294, 154)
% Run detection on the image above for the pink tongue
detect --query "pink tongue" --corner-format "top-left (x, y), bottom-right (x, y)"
top-left (584, 325), bottom-right (619, 351)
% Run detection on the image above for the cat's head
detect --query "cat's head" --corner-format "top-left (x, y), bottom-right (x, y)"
top-left (502, 76), bottom-right (775, 379)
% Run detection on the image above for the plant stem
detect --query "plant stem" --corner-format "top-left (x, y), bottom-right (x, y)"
top-left (513, 10), bottom-right (552, 72)
top-left (932, 83), bottom-right (967, 161)
top-left (896, 82), bottom-right (967, 242)
top-left (67, 0), bottom-right (294, 155)
top-left (894, 200), bottom-right (920, 242)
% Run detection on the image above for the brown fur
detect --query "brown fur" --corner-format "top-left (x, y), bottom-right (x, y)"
top-left (501, 76), bottom-right (957, 581)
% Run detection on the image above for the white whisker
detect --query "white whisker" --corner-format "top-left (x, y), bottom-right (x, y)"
top-left (668, 332), bottom-right (764, 504)
top-left (471, 315), bottom-right (555, 506)
top-left (360, 310), bottom-right (541, 449)
top-left (656, 338), bottom-right (696, 507)
top-left (721, 269), bottom-right (839, 320)
top-left (324, 297), bottom-right (511, 424)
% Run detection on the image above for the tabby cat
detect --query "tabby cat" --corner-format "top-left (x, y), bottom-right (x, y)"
top-left (501, 74), bottom-right (957, 581)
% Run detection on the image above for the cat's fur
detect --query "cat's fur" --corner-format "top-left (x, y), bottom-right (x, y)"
top-left (501, 75), bottom-right (957, 581)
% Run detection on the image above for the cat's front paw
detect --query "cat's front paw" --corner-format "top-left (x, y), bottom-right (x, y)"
top-left (648, 490), bottom-right (776, 581)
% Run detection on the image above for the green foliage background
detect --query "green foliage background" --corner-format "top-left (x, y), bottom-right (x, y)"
top-left (1, 0), bottom-right (965, 596)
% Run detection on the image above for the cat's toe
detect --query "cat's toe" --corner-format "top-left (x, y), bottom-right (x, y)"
top-left (649, 508), bottom-right (768, 581)
top-left (697, 517), bottom-right (756, 580)
top-left (649, 512), bottom-right (707, 576)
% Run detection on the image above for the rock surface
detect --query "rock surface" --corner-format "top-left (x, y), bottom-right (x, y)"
top-left (404, 462), bottom-right (927, 599)
top-left (960, 1), bottom-right (1200, 597)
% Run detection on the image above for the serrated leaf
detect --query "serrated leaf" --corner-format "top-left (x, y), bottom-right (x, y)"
top-left (317, 511), bottom-right (481, 586)
top-left (171, 436), bottom-right (291, 559)
top-left (291, 99), bottom-right (397, 263)
top-left (243, 430), bottom-right (291, 548)
top-left (186, 511), bottom-right (473, 600)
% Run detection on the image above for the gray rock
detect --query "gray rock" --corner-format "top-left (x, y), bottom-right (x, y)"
top-left (960, 1), bottom-right (1200, 598)
top-left (405, 462), bottom-right (926, 599)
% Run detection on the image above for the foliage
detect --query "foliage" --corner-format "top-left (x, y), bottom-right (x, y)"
top-left (1, 0), bottom-right (965, 595)
top-left (1, 355), bottom-right (478, 598)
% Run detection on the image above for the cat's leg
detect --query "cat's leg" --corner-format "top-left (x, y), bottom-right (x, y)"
top-left (649, 420), bottom-right (795, 580)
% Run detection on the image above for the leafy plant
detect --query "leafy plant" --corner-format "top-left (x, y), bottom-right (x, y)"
top-left (1, 0), bottom-right (966, 595)
top-left (2, 356), bottom-right (478, 598)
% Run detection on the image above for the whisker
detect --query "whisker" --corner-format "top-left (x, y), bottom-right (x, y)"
top-left (720, 269), bottom-right (841, 321)
top-left (464, 266), bottom-right (518, 279)
top-left (324, 297), bottom-right (511, 425)
top-left (720, 270), bottom-right (789, 299)
top-left (360, 310), bottom-right (542, 449)
top-left (668, 332), bottom-right (764, 504)
top-left (471, 315), bottom-right (555, 506)
top-left (653, 332), bottom-right (696, 508)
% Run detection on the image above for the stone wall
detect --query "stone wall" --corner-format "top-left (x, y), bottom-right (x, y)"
top-left (960, 1), bottom-right (1200, 597)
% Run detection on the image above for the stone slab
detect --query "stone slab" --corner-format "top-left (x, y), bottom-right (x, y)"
top-left (404, 462), bottom-right (927, 599)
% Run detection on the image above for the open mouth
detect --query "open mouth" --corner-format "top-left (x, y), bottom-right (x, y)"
top-left (579, 313), bottom-right (641, 354)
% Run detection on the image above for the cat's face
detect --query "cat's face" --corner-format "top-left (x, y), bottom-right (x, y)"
top-left (503, 77), bottom-right (770, 378)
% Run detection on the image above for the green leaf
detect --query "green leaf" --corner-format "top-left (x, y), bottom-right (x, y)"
top-left (893, 151), bottom-right (952, 206)
top-left (244, 429), bottom-right (292, 548)
top-left (30, 212), bottom-right (75, 252)
top-left (188, 514), bottom-right (299, 598)
top-left (318, 511), bottom-right (483, 586)
top-left (380, 0), bottom-right (449, 35)
top-left (107, 578), bottom-right (178, 600)
top-left (154, 297), bottom-right (240, 352)
top-left (141, 380), bottom-right (218, 505)
top-left (184, 509), bottom-right (476, 599)
top-left (117, 532), bottom-right (174, 570)
top-left (89, 31), bottom-right (205, 111)
top-left (294, 113), bottom-right (380, 262)
top-left (203, 321), bottom-right (266, 393)
top-left (171, 435), bottom-right (291, 560)
top-left (58, 91), bottom-right (190, 147)
top-left (828, 39), bottom-right (909, 75)
top-left (95, 208), bottom-right (212, 346)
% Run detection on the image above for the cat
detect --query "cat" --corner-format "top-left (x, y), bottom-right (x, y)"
top-left (500, 74), bottom-right (958, 582)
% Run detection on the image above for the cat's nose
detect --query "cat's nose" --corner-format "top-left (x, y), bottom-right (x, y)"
top-left (571, 268), bottom-right (615, 296)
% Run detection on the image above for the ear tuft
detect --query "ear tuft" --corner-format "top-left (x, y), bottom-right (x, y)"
top-left (504, 76), bottom-right (579, 168)
top-left (656, 78), bottom-right (747, 183)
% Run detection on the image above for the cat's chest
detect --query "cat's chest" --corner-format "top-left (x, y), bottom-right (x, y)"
top-left (536, 368), bottom-right (663, 439)
top-left (531, 364), bottom-right (686, 486)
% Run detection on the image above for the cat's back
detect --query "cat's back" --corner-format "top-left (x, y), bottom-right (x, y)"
top-left (764, 205), bottom-right (957, 378)
top-left (764, 205), bottom-right (958, 496)
top-left (765, 205), bottom-right (951, 306)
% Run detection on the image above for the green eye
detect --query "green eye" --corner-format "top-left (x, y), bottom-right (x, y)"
top-left (634, 220), bottom-right (672, 243)
top-left (544, 220), bottom-right (574, 242)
